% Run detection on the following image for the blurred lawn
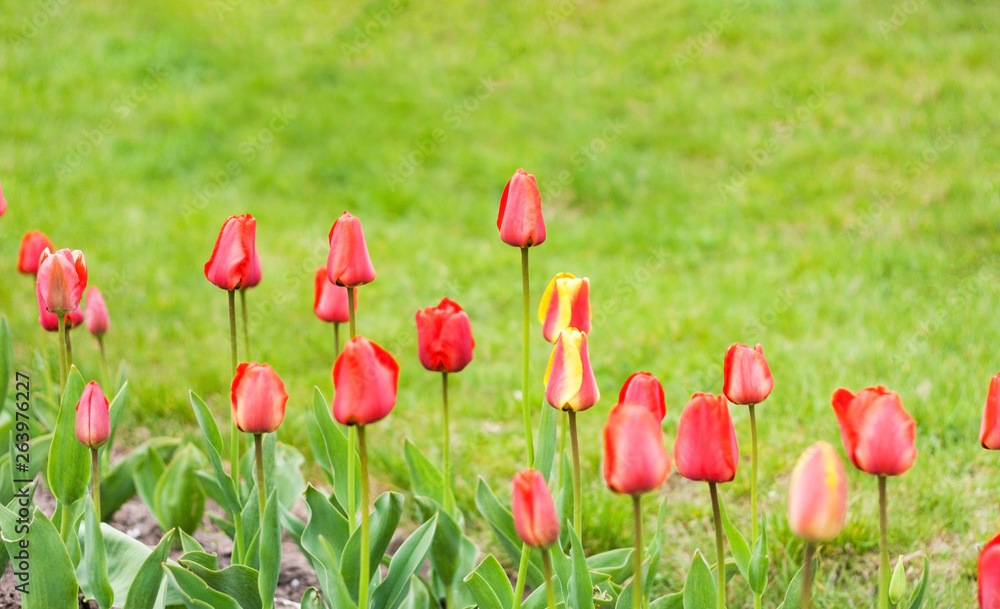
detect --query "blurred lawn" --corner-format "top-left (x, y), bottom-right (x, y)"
top-left (3, 0), bottom-right (1000, 605)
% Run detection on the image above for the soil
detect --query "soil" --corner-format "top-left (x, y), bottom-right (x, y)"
top-left (0, 483), bottom-right (320, 608)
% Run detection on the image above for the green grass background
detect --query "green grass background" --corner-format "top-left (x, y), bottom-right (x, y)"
top-left (3, 0), bottom-right (999, 605)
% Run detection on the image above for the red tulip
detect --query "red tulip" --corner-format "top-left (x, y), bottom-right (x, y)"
top-left (980, 532), bottom-right (1000, 609)
top-left (415, 298), bottom-right (475, 373)
top-left (497, 168), bottom-right (545, 248)
top-left (603, 403), bottom-right (671, 495)
top-left (18, 231), bottom-right (56, 275)
top-left (333, 336), bottom-right (399, 426)
top-left (723, 343), bottom-right (773, 405)
top-left (831, 386), bottom-right (917, 477)
top-left (0, 180), bottom-right (6, 216)
top-left (313, 267), bottom-right (355, 323)
top-left (76, 381), bottom-right (110, 449)
top-left (787, 441), bottom-right (847, 542)
top-left (36, 285), bottom-right (83, 331)
top-left (511, 468), bottom-right (560, 549)
top-left (538, 273), bottom-right (590, 342)
top-left (231, 362), bottom-right (288, 434)
top-left (618, 372), bottom-right (666, 422)
top-left (981, 373), bottom-right (1000, 450)
top-left (85, 287), bottom-right (110, 337)
top-left (327, 211), bottom-right (376, 287)
top-left (204, 214), bottom-right (262, 290)
top-left (674, 393), bottom-right (739, 483)
top-left (36, 248), bottom-right (88, 315)
top-left (544, 328), bottom-right (599, 412)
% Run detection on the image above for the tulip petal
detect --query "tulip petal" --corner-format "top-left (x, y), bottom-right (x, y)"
top-left (981, 374), bottom-right (1000, 450)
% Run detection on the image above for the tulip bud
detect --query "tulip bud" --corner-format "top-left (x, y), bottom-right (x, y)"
top-left (603, 403), bottom-right (671, 495)
top-left (538, 273), bottom-right (591, 342)
top-left (231, 362), bottom-right (288, 434)
top-left (889, 556), bottom-right (907, 605)
top-left (327, 211), bottom-right (376, 287)
top-left (0, 180), bottom-right (6, 216)
top-left (415, 298), bottom-right (475, 373)
top-left (84, 287), bottom-right (110, 337)
top-left (618, 372), bottom-right (666, 422)
top-left (17, 230), bottom-right (55, 275)
top-left (497, 168), bottom-right (546, 248)
top-left (674, 393), bottom-right (739, 483)
top-left (831, 385), bottom-right (917, 477)
top-left (981, 373), bottom-right (1000, 450)
top-left (787, 441), bottom-right (847, 543)
top-left (204, 214), bottom-right (262, 290)
top-left (314, 267), bottom-right (355, 323)
top-left (36, 248), bottom-right (88, 315)
top-left (76, 381), bottom-right (110, 449)
top-left (333, 336), bottom-right (399, 426)
top-left (544, 328), bottom-right (599, 413)
top-left (980, 532), bottom-right (1000, 608)
top-left (723, 343), bottom-right (774, 405)
top-left (511, 469), bottom-right (560, 549)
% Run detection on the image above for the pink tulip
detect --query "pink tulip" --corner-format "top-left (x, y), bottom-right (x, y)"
top-left (76, 381), bottom-right (110, 449)
top-left (787, 441), bottom-right (848, 542)
top-left (674, 393), bottom-right (739, 483)
top-left (980, 532), bottom-right (1000, 609)
top-left (313, 267), bottom-right (355, 323)
top-left (981, 373), bottom-right (1000, 450)
top-left (831, 386), bottom-right (916, 477)
top-left (231, 362), bottom-right (288, 434)
top-left (333, 336), bottom-right (399, 426)
top-left (415, 298), bottom-right (475, 373)
top-left (538, 273), bottom-right (590, 342)
top-left (36, 248), bottom-right (88, 315)
top-left (0, 180), bottom-right (6, 216)
top-left (37, 285), bottom-right (83, 331)
top-left (618, 372), bottom-right (666, 422)
top-left (17, 231), bottom-right (55, 275)
top-left (544, 328), bottom-right (599, 412)
top-left (497, 168), bottom-right (545, 248)
top-left (327, 211), bottom-right (376, 287)
top-left (84, 287), bottom-right (110, 337)
top-left (511, 469), bottom-right (560, 549)
top-left (723, 343), bottom-right (773, 405)
top-left (204, 214), bottom-right (262, 290)
top-left (603, 403), bottom-right (671, 495)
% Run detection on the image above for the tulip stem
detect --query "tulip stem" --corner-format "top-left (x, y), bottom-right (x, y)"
top-left (442, 372), bottom-right (454, 514)
top-left (512, 542), bottom-right (530, 609)
top-left (633, 494), bottom-right (644, 609)
top-left (228, 290), bottom-right (240, 494)
top-left (709, 482), bottom-right (726, 609)
top-left (878, 475), bottom-right (889, 609)
top-left (255, 433), bottom-right (266, 530)
top-left (347, 286), bottom-right (357, 533)
top-left (64, 319), bottom-right (74, 369)
top-left (802, 542), bottom-right (815, 609)
top-left (520, 246), bottom-right (534, 467)
top-left (57, 314), bottom-right (67, 388)
top-left (91, 448), bottom-right (101, 521)
top-left (240, 288), bottom-right (251, 362)
top-left (358, 425), bottom-right (371, 609)
top-left (542, 549), bottom-right (557, 609)
top-left (233, 511), bottom-right (245, 565)
top-left (568, 410), bottom-right (582, 537)
top-left (347, 286), bottom-right (356, 339)
top-left (749, 403), bottom-right (761, 609)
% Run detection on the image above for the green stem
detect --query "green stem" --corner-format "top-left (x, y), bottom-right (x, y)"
top-left (348, 286), bottom-right (356, 339)
top-left (91, 448), bottom-right (101, 521)
top-left (710, 482), bottom-right (726, 609)
top-left (358, 425), bottom-right (371, 609)
top-left (512, 543), bottom-right (530, 609)
top-left (442, 372), bottom-right (454, 514)
top-left (520, 247), bottom-right (534, 467)
top-left (749, 403), bottom-right (762, 609)
top-left (228, 290), bottom-right (240, 492)
top-left (542, 548), bottom-right (557, 609)
top-left (878, 475), bottom-right (889, 609)
top-left (64, 319), bottom-right (73, 369)
top-left (57, 314), bottom-right (66, 388)
top-left (348, 426), bottom-right (357, 532)
top-left (446, 585), bottom-right (455, 609)
top-left (633, 494), bottom-right (644, 609)
top-left (569, 410), bottom-right (582, 537)
top-left (233, 510), bottom-right (245, 565)
top-left (255, 434), bottom-right (266, 529)
top-left (240, 288), bottom-right (251, 362)
top-left (802, 542), bottom-right (815, 609)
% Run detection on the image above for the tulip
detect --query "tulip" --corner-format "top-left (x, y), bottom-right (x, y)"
top-left (231, 362), bottom-right (288, 434)
top-left (0, 180), bottom-right (6, 216)
top-left (204, 214), bottom-right (262, 290)
top-left (85, 288), bottom-right (110, 337)
top-left (618, 371), bottom-right (666, 422)
top-left (37, 289), bottom-right (83, 332)
top-left (76, 381), bottom-right (110, 449)
top-left (831, 385), bottom-right (916, 477)
top-left (980, 532), bottom-right (1000, 609)
top-left (327, 211), bottom-right (376, 288)
top-left (333, 336), bottom-right (399, 426)
top-left (36, 248), bottom-right (87, 315)
top-left (723, 343), bottom-right (773, 406)
top-left (674, 393), bottom-right (739, 483)
top-left (415, 298), bottom-right (475, 374)
top-left (314, 266), bottom-right (354, 324)
top-left (17, 230), bottom-right (55, 275)
top-left (544, 328), bottom-right (599, 413)
top-left (497, 168), bottom-right (545, 248)
top-left (538, 273), bottom-right (590, 342)
top-left (981, 373), bottom-right (1000, 450)
top-left (512, 469), bottom-right (560, 549)
top-left (788, 441), bottom-right (847, 542)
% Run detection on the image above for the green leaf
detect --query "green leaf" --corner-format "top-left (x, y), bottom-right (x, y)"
top-left (311, 387), bottom-right (360, 517)
top-left (122, 529), bottom-right (176, 609)
top-left (180, 560), bottom-right (263, 609)
top-left (779, 557), bottom-right (815, 609)
top-left (79, 498), bottom-right (114, 609)
top-left (371, 515), bottom-right (438, 609)
top-left (273, 441), bottom-right (306, 510)
top-left (567, 524), bottom-right (595, 609)
top-left (0, 505), bottom-right (79, 609)
top-left (415, 496), bottom-right (462, 586)
top-left (164, 563), bottom-right (242, 609)
top-left (650, 591), bottom-right (684, 609)
top-left (718, 497), bottom-right (749, 582)
top-left (54, 498), bottom-right (83, 566)
top-left (907, 555), bottom-right (930, 609)
top-left (303, 485), bottom-right (350, 569)
top-left (301, 587), bottom-right (325, 609)
top-left (190, 391), bottom-right (241, 517)
top-left (534, 397), bottom-right (557, 482)
top-left (315, 535), bottom-right (359, 609)
top-left (154, 444), bottom-right (206, 533)
top-left (0, 318), bottom-right (11, 404)
top-left (682, 551), bottom-right (716, 609)
top-left (259, 489), bottom-right (281, 609)
top-left (341, 490), bottom-right (405, 601)
top-left (463, 554), bottom-right (514, 609)
top-left (180, 551), bottom-right (219, 571)
top-left (404, 439), bottom-right (444, 505)
top-left (134, 445), bottom-right (166, 515)
top-left (180, 528), bottom-right (207, 555)
top-left (588, 548), bottom-right (634, 584)
top-left (550, 536), bottom-right (573, 602)
top-left (401, 575), bottom-right (432, 609)
top-left (748, 510), bottom-right (769, 595)
top-left (474, 476), bottom-right (544, 587)
top-left (100, 437), bottom-right (180, 521)
top-left (47, 368), bottom-right (90, 505)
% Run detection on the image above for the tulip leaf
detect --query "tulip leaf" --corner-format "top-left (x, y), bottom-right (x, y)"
top-left (718, 497), bottom-right (750, 583)
top-left (567, 524), bottom-right (595, 609)
top-left (280, 502), bottom-right (305, 544)
top-left (400, 574), bottom-right (432, 609)
top-left (778, 556), bottom-right (816, 609)
top-left (78, 498), bottom-right (114, 609)
top-left (303, 485), bottom-right (350, 569)
top-left (650, 592), bottom-right (684, 609)
top-left (615, 554), bottom-right (655, 609)
top-left (0, 318), bottom-right (11, 405)
top-left (907, 555), bottom-right (930, 609)
top-left (154, 443), bottom-right (206, 533)
top-left (404, 439), bottom-right (444, 505)
top-left (273, 441), bottom-right (306, 510)
top-left (101, 437), bottom-right (180, 521)
top-left (311, 387), bottom-right (360, 517)
top-left (180, 528), bottom-right (207, 555)
top-left (534, 398), bottom-right (558, 483)
top-left (47, 368), bottom-right (90, 505)
top-left (164, 563), bottom-right (242, 609)
top-left (54, 498), bottom-right (84, 567)
top-left (748, 510), bottom-right (769, 595)
top-left (556, 453), bottom-right (574, 549)
top-left (588, 548), bottom-right (634, 583)
top-left (190, 391), bottom-right (241, 516)
top-left (133, 445), bottom-right (166, 515)
top-left (0, 504), bottom-right (79, 609)
top-left (259, 489), bottom-right (281, 609)
top-left (179, 560), bottom-right (263, 609)
top-left (550, 536), bottom-right (573, 602)
top-left (371, 514), bottom-right (438, 609)
top-left (121, 528), bottom-right (175, 609)
top-left (474, 476), bottom-right (545, 588)
top-left (414, 496), bottom-right (462, 586)
top-left (464, 553), bottom-right (514, 609)
top-left (314, 535), bottom-right (358, 609)
top-left (102, 381), bottom-right (129, 461)
top-left (300, 587), bottom-right (325, 609)
top-left (682, 551), bottom-right (716, 609)
top-left (341, 490), bottom-right (405, 601)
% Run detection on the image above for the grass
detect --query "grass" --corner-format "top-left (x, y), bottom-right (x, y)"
top-left (2, 0), bottom-right (999, 605)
